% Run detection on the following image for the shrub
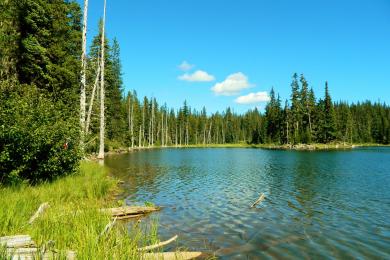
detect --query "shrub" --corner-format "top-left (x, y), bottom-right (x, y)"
top-left (0, 81), bottom-right (80, 184)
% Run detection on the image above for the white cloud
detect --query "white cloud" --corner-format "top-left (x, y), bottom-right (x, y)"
top-left (178, 70), bottom-right (215, 82)
top-left (234, 91), bottom-right (271, 104)
top-left (178, 61), bottom-right (194, 71)
top-left (211, 72), bottom-right (253, 96)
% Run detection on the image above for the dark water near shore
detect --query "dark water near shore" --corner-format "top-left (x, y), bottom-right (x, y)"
top-left (105, 147), bottom-right (390, 259)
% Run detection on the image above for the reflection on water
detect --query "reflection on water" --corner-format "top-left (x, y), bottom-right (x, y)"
top-left (106, 148), bottom-right (390, 259)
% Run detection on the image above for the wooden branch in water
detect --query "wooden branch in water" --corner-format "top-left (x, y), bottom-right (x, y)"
top-left (29, 202), bottom-right (50, 224)
top-left (138, 235), bottom-right (178, 252)
top-left (250, 193), bottom-right (265, 208)
top-left (142, 251), bottom-right (206, 260)
top-left (0, 235), bottom-right (35, 248)
top-left (100, 206), bottom-right (160, 220)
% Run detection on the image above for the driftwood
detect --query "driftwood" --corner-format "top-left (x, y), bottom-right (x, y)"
top-left (138, 235), bottom-right (178, 252)
top-left (1, 235), bottom-right (75, 260)
top-left (250, 193), bottom-right (265, 208)
top-left (28, 202), bottom-right (50, 224)
top-left (0, 235), bottom-right (35, 248)
top-left (142, 251), bottom-right (205, 260)
top-left (5, 247), bottom-right (76, 260)
top-left (98, 216), bottom-right (118, 240)
top-left (100, 206), bottom-right (160, 220)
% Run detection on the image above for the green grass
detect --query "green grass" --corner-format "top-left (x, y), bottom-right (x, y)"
top-left (0, 161), bottom-right (159, 259)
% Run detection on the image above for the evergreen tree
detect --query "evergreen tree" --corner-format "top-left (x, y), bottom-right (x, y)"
top-left (265, 87), bottom-right (281, 143)
top-left (290, 73), bottom-right (301, 143)
top-left (322, 81), bottom-right (336, 142)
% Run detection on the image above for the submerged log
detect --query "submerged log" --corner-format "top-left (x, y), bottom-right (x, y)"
top-left (138, 235), bottom-right (178, 252)
top-left (0, 235), bottom-right (35, 248)
top-left (250, 193), bottom-right (265, 208)
top-left (142, 251), bottom-right (206, 260)
top-left (100, 206), bottom-right (160, 220)
top-left (28, 202), bottom-right (50, 224)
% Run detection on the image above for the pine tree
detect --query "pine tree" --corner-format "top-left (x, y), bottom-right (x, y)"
top-left (265, 87), bottom-right (281, 143)
top-left (290, 73), bottom-right (301, 143)
top-left (322, 81), bottom-right (336, 143)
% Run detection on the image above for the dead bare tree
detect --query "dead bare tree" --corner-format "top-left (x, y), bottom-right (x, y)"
top-left (98, 0), bottom-right (107, 160)
top-left (80, 0), bottom-right (89, 152)
top-left (85, 57), bottom-right (100, 134)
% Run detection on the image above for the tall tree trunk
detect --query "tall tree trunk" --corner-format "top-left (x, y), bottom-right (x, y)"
top-left (98, 0), bottom-right (107, 160)
top-left (142, 105), bottom-right (145, 147)
top-left (161, 112), bottom-right (164, 146)
top-left (208, 121), bottom-right (213, 144)
top-left (221, 122), bottom-right (225, 144)
top-left (186, 121), bottom-right (189, 146)
top-left (128, 95), bottom-right (131, 145)
top-left (80, 0), bottom-right (89, 153)
top-left (175, 125), bottom-right (178, 147)
top-left (131, 101), bottom-right (134, 148)
top-left (179, 125), bottom-right (182, 146)
top-left (286, 120), bottom-right (289, 144)
top-left (165, 111), bottom-right (168, 146)
top-left (203, 124), bottom-right (206, 145)
top-left (151, 100), bottom-right (154, 146)
top-left (139, 125), bottom-right (142, 147)
top-left (85, 58), bottom-right (100, 135)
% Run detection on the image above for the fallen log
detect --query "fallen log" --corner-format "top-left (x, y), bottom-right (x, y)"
top-left (98, 216), bottom-right (118, 240)
top-left (250, 193), bottom-right (265, 208)
top-left (138, 235), bottom-right (178, 252)
top-left (29, 202), bottom-right (50, 224)
top-left (142, 251), bottom-right (206, 260)
top-left (5, 247), bottom-right (76, 260)
top-left (0, 235), bottom-right (35, 248)
top-left (100, 206), bottom-right (160, 220)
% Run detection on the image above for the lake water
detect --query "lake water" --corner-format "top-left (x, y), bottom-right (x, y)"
top-left (105, 147), bottom-right (390, 259)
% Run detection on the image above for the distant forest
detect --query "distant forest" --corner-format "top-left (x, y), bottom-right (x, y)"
top-left (0, 0), bottom-right (389, 183)
top-left (118, 76), bottom-right (390, 148)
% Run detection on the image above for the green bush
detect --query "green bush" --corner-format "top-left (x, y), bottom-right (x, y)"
top-left (0, 82), bottom-right (81, 184)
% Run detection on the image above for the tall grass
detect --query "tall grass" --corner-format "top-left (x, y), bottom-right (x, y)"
top-left (0, 161), bottom-right (157, 259)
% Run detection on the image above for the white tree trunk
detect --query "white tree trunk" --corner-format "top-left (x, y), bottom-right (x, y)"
top-left (80, 0), bottom-right (89, 153)
top-left (151, 100), bottom-right (154, 146)
top-left (98, 0), bottom-right (107, 160)
top-left (208, 121), bottom-right (213, 144)
top-left (139, 125), bottom-right (142, 147)
top-left (161, 112), bottom-right (164, 146)
top-left (85, 59), bottom-right (100, 134)
top-left (165, 111), bottom-right (168, 146)
top-left (175, 126), bottom-right (178, 147)
top-left (131, 101), bottom-right (134, 148)
top-left (142, 105), bottom-right (145, 147)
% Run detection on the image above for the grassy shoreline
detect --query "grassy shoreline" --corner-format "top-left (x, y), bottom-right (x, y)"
top-left (0, 162), bottom-right (158, 259)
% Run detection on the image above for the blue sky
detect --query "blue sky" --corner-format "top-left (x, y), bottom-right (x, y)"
top-left (79, 0), bottom-right (390, 113)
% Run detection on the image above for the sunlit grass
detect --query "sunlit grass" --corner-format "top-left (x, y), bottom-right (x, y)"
top-left (0, 161), bottom-right (157, 259)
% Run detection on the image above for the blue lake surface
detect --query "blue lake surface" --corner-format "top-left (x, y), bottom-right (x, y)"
top-left (105, 147), bottom-right (390, 259)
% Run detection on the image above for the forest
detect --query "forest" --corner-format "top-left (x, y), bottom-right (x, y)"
top-left (1, 0), bottom-right (390, 184)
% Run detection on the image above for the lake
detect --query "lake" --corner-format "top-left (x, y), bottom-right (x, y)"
top-left (105, 147), bottom-right (390, 259)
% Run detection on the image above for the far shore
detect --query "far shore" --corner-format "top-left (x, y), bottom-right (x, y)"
top-left (93, 143), bottom-right (390, 157)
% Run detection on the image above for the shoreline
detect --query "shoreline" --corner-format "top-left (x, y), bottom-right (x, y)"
top-left (98, 143), bottom-right (390, 156)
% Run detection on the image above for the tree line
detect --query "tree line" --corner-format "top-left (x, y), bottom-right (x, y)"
top-left (1, 0), bottom-right (389, 184)
top-left (98, 74), bottom-right (389, 149)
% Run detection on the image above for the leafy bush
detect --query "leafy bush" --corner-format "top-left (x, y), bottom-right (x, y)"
top-left (0, 82), bottom-right (80, 184)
